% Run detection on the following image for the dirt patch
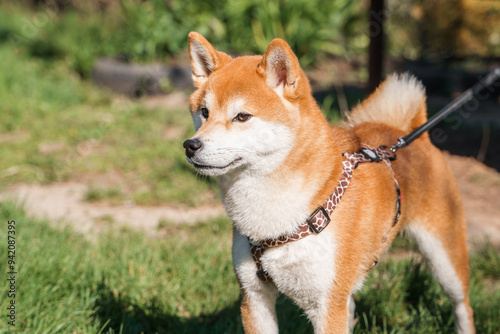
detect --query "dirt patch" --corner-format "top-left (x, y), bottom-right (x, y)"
top-left (0, 182), bottom-right (225, 237)
top-left (444, 153), bottom-right (500, 246)
top-left (0, 131), bottom-right (30, 143)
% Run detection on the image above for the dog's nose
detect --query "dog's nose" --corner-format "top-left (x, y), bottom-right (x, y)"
top-left (183, 138), bottom-right (203, 158)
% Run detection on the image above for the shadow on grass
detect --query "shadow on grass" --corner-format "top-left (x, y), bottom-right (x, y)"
top-left (354, 260), bottom-right (456, 333)
top-left (94, 281), bottom-right (243, 334)
top-left (93, 246), bottom-right (500, 334)
top-left (94, 283), bottom-right (312, 334)
top-left (92, 264), bottom-right (457, 333)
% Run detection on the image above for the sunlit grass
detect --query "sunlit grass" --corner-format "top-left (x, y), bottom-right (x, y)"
top-left (0, 202), bottom-right (499, 333)
top-left (0, 40), bottom-right (218, 206)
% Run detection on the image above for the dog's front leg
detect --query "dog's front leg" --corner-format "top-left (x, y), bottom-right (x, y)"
top-left (321, 295), bottom-right (351, 334)
top-left (239, 286), bottom-right (279, 334)
top-left (233, 229), bottom-right (279, 334)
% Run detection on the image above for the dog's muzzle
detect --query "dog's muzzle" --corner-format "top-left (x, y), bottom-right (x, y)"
top-left (183, 138), bottom-right (203, 158)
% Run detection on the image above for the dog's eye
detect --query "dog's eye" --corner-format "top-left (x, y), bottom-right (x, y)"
top-left (201, 107), bottom-right (209, 119)
top-left (234, 113), bottom-right (252, 122)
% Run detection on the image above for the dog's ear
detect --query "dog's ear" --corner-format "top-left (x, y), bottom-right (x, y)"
top-left (188, 32), bottom-right (232, 88)
top-left (257, 38), bottom-right (301, 99)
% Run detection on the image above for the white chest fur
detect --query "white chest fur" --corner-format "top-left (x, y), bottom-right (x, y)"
top-left (225, 171), bottom-right (338, 329)
top-left (233, 227), bottom-right (337, 329)
top-left (220, 171), bottom-right (317, 241)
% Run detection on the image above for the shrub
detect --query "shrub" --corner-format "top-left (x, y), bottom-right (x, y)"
top-left (0, 0), bottom-right (366, 76)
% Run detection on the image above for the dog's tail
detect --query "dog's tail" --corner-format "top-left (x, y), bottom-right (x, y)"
top-left (344, 73), bottom-right (427, 135)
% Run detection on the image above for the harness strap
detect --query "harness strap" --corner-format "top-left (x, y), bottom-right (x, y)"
top-left (249, 145), bottom-right (401, 282)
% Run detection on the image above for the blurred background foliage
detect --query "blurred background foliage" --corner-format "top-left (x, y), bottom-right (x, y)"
top-left (1, 0), bottom-right (499, 78)
top-left (387, 0), bottom-right (500, 61)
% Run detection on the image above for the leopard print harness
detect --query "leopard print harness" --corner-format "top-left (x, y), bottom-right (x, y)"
top-left (248, 145), bottom-right (401, 282)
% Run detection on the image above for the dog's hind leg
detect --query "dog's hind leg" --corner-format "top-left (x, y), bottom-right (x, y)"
top-left (405, 221), bottom-right (475, 334)
top-left (348, 294), bottom-right (356, 331)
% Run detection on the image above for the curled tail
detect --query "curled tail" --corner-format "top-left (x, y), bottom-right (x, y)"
top-left (344, 73), bottom-right (428, 137)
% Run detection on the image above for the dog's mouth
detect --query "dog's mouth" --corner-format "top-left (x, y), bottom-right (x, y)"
top-left (189, 157), bottom-right (243, 175)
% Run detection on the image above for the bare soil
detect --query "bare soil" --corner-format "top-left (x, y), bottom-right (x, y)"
top-left (444, 153), bottom-right (500, 246)
top-left (0, 182), bottom-right (225, 237)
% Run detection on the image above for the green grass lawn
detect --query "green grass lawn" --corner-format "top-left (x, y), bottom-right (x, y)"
top-left (0, 3), bottom-right (352, 208)
top-left (0, 35), bottom-right (219, 207)
top-left (0, 202), bottom-right (499, 334)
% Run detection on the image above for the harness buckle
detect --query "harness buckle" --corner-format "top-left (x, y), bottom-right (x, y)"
top-left (306, 206), bottom-right (330, 234)
top-left (359, 147), bottom-right (381, 161)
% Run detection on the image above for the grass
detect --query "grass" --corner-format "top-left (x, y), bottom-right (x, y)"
top-left (0, 202), bottom-right (499, 333)
top-left (0, 36), bottom-right (218, 207)
top-left (85, 187), bottom-right (124, 203)
top-left (0, 6), bottom-right (351, 208)
top-left (0, 202), bottom-right (240, 333)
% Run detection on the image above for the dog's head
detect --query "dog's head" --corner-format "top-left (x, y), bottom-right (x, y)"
top-left (184, 32), bottom-right (312, 177)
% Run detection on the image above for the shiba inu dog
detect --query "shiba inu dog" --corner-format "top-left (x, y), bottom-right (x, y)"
top-left (183, 32), bottom-right (475, 333)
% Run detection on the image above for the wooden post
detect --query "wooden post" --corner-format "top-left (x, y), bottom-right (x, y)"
top-left (367, 0), bottom-right (385, 94)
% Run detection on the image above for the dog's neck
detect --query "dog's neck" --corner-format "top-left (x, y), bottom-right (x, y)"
top-left (218, 100), bottom-right (359, 241)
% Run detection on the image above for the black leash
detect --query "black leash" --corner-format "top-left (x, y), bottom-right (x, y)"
top-left (390, 67), bottom-right (500, 153)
